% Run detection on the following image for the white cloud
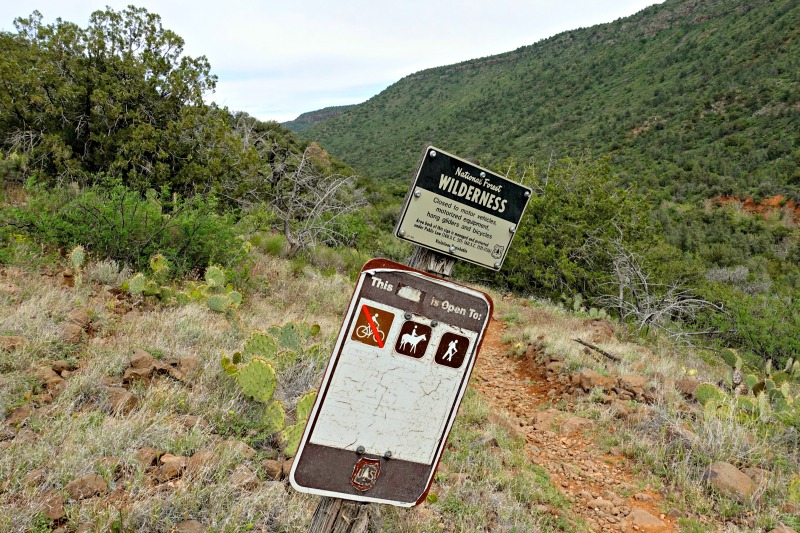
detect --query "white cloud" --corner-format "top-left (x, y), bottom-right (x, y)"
top-left (1, 0), bottom-right (662, 121)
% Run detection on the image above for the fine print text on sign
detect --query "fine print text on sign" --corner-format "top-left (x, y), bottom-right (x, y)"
top-left (290, 259), bottom-right (492, 507)
top-left (395, 146), bottom-right (531, 270)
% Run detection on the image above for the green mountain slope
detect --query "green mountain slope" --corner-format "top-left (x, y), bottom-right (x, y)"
top-left (283, 104), bottom-right (357, 133)
top-left (303, 0), bottom-right (800, 201)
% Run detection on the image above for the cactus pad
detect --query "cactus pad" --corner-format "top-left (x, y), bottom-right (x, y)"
top-left (243, 332), bottom-right (278, 359)
top-left (143, 280), bottom-right (160, 296)
top-left (206, 294), bottom-right (229, 313)
top-left (204, 265), bottom-right (226, 289)
top-left (69, 245), bottom-right (86, 269)
top-left (237, 358), bottom-right (277, 404)
top-left (269, 323), bottom-right (302, 352)
top-left (262, 400), bottom-right (286, 434)
top-left (128, 273), bottom-right (146, 295)
top-left (720, 349), bottom-right (738, 368)
top-left (280, 421), bottom-right (307, 458)
top-left (695, 382), bottom-right (725, 406)
top-left (228, 291), bottom-right (243, 308)
top-left (295, 391), bottom-right (317, 422)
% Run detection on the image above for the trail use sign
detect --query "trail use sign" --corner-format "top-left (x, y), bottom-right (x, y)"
top-left (395, 146), bottom-right (531, 270)
top-left (290, 259), bottom-right (492, 506)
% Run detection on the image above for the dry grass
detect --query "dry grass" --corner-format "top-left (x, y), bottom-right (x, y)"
top-left (3, 248), bottom-right (800, 531)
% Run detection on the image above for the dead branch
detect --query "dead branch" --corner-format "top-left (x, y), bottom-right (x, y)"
top-left (573, 338), bottom-right (621, 362)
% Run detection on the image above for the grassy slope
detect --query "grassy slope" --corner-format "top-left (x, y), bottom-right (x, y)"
top-left (1, 245), bottom-right (799, 531)
top-left (303, 0), bottom-right (800, 201)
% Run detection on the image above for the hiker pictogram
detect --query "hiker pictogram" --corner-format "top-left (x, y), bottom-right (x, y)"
top-left (394, 321), bottom-right (432, 358)
top-left (434, 332), bottom-right (470, 369)
top-left (351, 304), bottom-right (394, 348)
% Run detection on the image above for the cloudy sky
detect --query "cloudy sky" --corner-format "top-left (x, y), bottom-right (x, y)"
top-left (0, 1), bottom-right (661, 122)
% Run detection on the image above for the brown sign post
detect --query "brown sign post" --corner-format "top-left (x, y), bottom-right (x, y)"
top-left (290, 259), bottom-right (492, 507)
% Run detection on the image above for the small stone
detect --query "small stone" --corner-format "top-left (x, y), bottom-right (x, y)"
top-left (175, 520), bottom-right (208, 533)
top-left (559, 416), bottom-right (593, 435)
top-left (178, 357), bottom-right (202, 380)
top-left (6, 406), bottom-right (30, 426)
top-left (65, 473), bottom-right (108, 500)
top-left (261, 458), bottom-right (283, 480)
top-left (743, 467), bottom-right (771, 488)
top-left (129, 349), bottom-right (155, 369)
top-left (769, 527), bottom-right (798, 533)
top-left (22, 467), bottom-right (47, 486)
top-left (229, 464), bottom-right (259, 490)
top-left (282, 457), bottom-right (294, 479)
top-left (703, 461), bottom-right (756, 501)
top-left (105, 386), bottom-right (138, 413)
top-left (134, 447), bottom-right (164, 467)
top-left (66, 308), bottom-right (91, 329)
top-left (187, 450), bottom-right (216, 473)
top-left (52, 360), bottom-right (73, 374)
top-left (61, 323), bottom-right (85, 344)
top-left (634, 492), bottom-right (653, 501)
top-left (623, 509), bottom-right (667, 531)
top-left (36, 366), bottom-right (60, 382)
top-left (157, 454), bottom-right (187, 482)
top-left (122, 366), bottom-right (152, 384)
top-left (588, 497), bottom-right (614, 511)
top-left (40, 490), bottom-right (65, 520)
top-left (218, 439), bottom-right (257, 459)
top-left (0, 336), bottom-right (26, 352)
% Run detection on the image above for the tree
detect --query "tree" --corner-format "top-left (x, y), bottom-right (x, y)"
top-left (224, 118), bottom-right (365, 256)
top-left (469, 155), bottom-right (653, 299)
top-left (0, 7), bottom-right (217, 191)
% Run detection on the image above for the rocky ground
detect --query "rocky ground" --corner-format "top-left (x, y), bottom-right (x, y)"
top-left (473, 316), bottom-right (674, 533)
top-left (1, 263), bottom-right (798, 532)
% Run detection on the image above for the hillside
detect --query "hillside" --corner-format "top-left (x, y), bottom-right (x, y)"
top-left (302, 0), bottom-right (800, 202)
top-left (1, 244), bottom-right (799, 531)
top-left (283, 105), bottom-right (358, 133)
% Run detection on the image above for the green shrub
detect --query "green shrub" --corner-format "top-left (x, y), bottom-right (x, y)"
top-left (5, 178), bottom-right (245, 277)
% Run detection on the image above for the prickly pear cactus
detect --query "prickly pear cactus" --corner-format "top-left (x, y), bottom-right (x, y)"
top-left (269, 323), bottom-right (303, 352)
top-left (205, 265), bottom-right (226, 290)
top-left (695, 382), bottom-right (725, 406)
top-left (69, 245), bottom-right (86, 270)
top-left (128, 273), bottom-right (147, 295)
top-left (280, 391), bottom-right (317, 458)
top-left (243, 332), bottom-right (278, 359)
top-left (771, 372), bottom-right (790, 386)
top-left (228, 291), bottom-right (243, 308)
top-left (262, 400), bottom-right (286, 434)
top-left (295, 390), bottom-right (317, 421)
top-left (206, 294), bottom-right (229, 313)
top-left (720, 349), bottom-right (738, 368)
top-left (744, 374), bottom-right (759, 391)
top-left (237, 357), bottom-right (277, 404)
top-left (143, 280), bottom-right (160, 296)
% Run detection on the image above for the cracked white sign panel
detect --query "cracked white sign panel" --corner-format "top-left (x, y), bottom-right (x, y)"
top-left (309, 298), bottom-right (477, 465)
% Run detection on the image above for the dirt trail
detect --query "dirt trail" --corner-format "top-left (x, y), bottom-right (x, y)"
top-left (472, 317), bottom-right (675, 533)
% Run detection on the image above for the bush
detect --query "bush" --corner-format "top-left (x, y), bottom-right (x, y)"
top-left (3, 178), bottom-right (245, 277)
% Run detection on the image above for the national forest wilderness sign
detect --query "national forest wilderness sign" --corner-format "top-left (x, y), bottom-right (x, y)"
top-left (395, 147), bottom-right (531, 270)
top-left (290, 259), bottom-right (492, 506)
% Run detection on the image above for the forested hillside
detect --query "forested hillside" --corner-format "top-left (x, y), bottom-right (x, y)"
top-left (282, 105), bottom-right (358, 133)
top-left (300, 0), bottom-right (800, 202)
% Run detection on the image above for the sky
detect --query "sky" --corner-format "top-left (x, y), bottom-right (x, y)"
top-left (0, 1), bottom-right (662, 123)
